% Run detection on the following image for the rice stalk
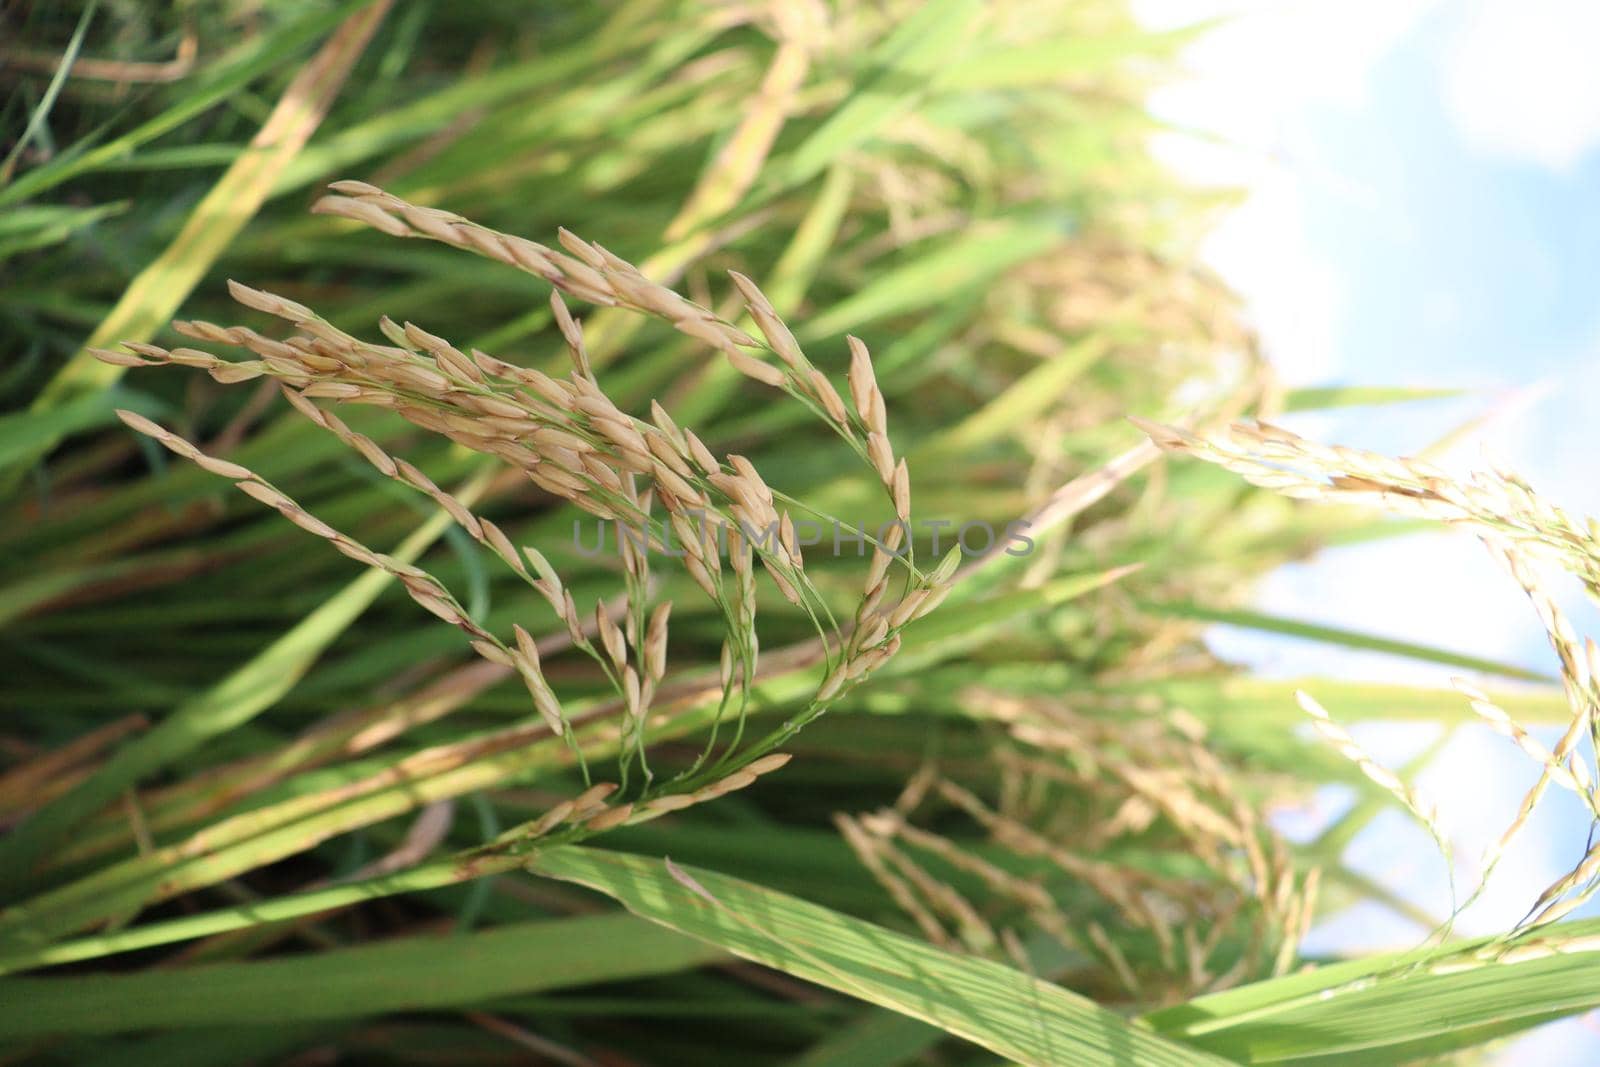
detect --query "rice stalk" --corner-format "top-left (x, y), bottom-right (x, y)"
top-left (94, 181), bottom-right (950, 833)
top-left (1137, 415), bottom-right (1600, 938)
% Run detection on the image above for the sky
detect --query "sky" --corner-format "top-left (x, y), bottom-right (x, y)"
top-left (1130, 1), bottom-right (1600, 1062)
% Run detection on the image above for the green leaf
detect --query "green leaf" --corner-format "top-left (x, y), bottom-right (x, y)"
top-left (892, 566), bottom-right (1140, 673)
top-left (1144, 918), bottom-right (1600, 1064)
top-left (0, 2), bottom-right (369, 209)
top-left (0, 201), bottom-right (127, 260)
top-left (798, 218), bottom-right (1063, 340)
top-left (68, 1027), bottom-right (328, 1067)
top-left (0, 914), bottom-right (720, 1035)
top-left (936, 25), bottom-right (1207, 90)
top-left (25, 1), bottom-right (389, 429)
top-left (529, 846), bottom-right (1233, 1067)
top-left (784, 1011), bottom-right (944, 1067)
top-left (941, 335), bottom-right (1111, 450)
top-left (1283, 385), bottom-right (1464, 411)
top-left (0, 1), bottom-right (98, 184)
top-left (0, 466), bottom-right (488, 900)
top-left (773, 0), bottom-right (983, 190)
top-left (1138, 676), bottom-right (1573, 728)
top-left (0, 391), bottom-right (144, 472)
top-left (0, 853), bottom-right (521, 975)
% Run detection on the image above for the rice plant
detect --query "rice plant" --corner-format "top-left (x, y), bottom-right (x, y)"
top-left (3, 2), bottom-right (1597, 1065)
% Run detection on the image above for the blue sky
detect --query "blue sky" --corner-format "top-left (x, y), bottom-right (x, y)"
top-left (1135, 2), bottom-right (1600, 1062)
top-left (1307, 6), bottom-right (1600, 451)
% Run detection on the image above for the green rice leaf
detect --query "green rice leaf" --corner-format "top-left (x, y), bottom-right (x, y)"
top-left (14, 0), bottom-right (388, 481)
top-left (0, 913), bottom-right (719, 1035)
top-left (529, 846), bottom-right (1234, 1067)
top-left (0, 467), bottom-right (484, 900)
top-left (772, 0), bottom-right (983, 190)
top-left (1145, 918), bottom-right (1600, 1064)
top-left (798, 217), bottom-right (1063, 341)
top-left (1284, 385), bottom-right (1465, 411)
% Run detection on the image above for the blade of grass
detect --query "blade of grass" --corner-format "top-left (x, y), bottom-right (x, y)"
top-left (1143, 916), bottom-right (1600, 1065)
top-left (1139, 676), bottom-right (1573, 727)
top-left (783, 1011), bottom-right (943, 1067)
top-left (796, 217), bottom-right (1063, 341)
top-left (769, 0), bottom-right (982, 192)
top-left (19, 1), bottom-right (391, 461)
top-left (0, 200), bottom-right (128, 261)
top-left (889, 566), bottom-right (1143, 674)
top-left (663, 33), bottom-right (811, 241)
top-left (939, 335), bottom-right (1111, 451)
top-left (529, 846), bottom-right (1235, 1067)
top-left (0, 913), bottom-right (720, 1035)
top-left (0, 0), bottom-right (98, 185)
top-left (764, 162), bottom-right (856, 314)
top-left (0, 850), bottom-right (523, 974)
top-left (936, 24), bottom-right (1208, 89)
top-left (0, 2), bottom-right (370, 209)
top-left (0, 388), bottom-right (153, 472)
top-left (269, 8), bottom-right (654, 194)
top-left (71, 1028), bottom-right (330, 1067)
top-left (1283, 385), bottom-right (1464, 412)
top-left (0, 462), bottom-right (489, 899)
